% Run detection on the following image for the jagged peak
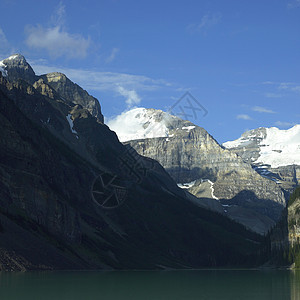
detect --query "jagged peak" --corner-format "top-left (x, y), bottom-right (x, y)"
top-left (0, 53), bottom-right (36, 82)
top-left (3, 53), bottom-right (26, 62)
top-left (41, 72), bottom-right (104, 123)
top-left (2, 54), bottom-right (31, 68)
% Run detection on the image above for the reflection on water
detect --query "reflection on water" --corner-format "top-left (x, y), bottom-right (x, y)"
top-left (0, 269), bottom-right (299, 300)
top-left (291, 270), bottom-right (300, 300)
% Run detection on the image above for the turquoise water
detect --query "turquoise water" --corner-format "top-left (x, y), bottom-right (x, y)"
top-left (0, 269), bottom-right (299, 300)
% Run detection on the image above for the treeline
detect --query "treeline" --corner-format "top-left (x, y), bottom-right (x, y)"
top-left (288, 186), bottom-right (300, 207)
top-left (259, 186), bottom-right (300, 267)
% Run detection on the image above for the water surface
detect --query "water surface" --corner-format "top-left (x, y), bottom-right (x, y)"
top-left (0, 269), bottom-right (299, 300)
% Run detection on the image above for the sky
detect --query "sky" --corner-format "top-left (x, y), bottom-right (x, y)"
top-left (0, 0), bottom-right (299, 143)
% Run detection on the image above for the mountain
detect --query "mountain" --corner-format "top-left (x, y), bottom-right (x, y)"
top-left (40, 72), bottom-right (104, 123)
top-left (0, 54), bottom-right (37, 83)
top-left (0, 54), bottom-right (263, 270)
top-left (223, 126), bottom-right (300, 193)
top-left (0, 54), bottom-right (103, 123)
top-left (108, 108), bottom-right (286, 235)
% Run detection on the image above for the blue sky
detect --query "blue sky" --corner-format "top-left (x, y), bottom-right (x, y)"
top-left (0, 0), bottom-right (299, 142)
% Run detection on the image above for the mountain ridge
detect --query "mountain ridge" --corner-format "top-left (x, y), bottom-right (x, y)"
top-left (0, 54), bottom-right (263, 270)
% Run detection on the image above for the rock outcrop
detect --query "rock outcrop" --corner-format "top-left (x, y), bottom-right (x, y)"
top-left (287, 187), bottom-right (300, 248)
top-left (41, 72), bottom-right (104, 123)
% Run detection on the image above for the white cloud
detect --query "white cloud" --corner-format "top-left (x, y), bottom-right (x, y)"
top-left (262, 81), bottom-right (275, 85)
top-left (187, 12), bottom-right (222, 34)
top-left (288, 0), bottom-right (300, 8)
top-left (25, 2), bottom-right (90, 59)
top-left (0, 28), bottom-right (9, 49)
top-left (30, 62), bottom-right (172, 93)
top-left (117, 86), bottom-right (141, 107)
top-left (237, 114), bottom-right (252, 120)
top-left (292, 86), bottom-right (300, 92)
top-left (264, 92), bottom-right (283, 98)
top-left (278, 82), bottom-right (300, 93)
top-left (106, 47), bottom-right (119, 63)
top-left (25, 26), bottom-right (90, 59)
top-left (0, 27), bottom-right (14, 57)
top-left (274, 121), bottom-right (296, 127)
top-left (51, 1), bottom-right (66, 27)
top-left (278, 82), bottom-right (293, 89)
top-left (252, 106), bottom-right (276, 114)
top-left (30, 60), bottom-right (178, 109)
top-left (261, 81), bottom-right (300, 95)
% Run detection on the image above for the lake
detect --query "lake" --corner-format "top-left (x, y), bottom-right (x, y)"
top-left (0, 269), bottom-right (299, 299)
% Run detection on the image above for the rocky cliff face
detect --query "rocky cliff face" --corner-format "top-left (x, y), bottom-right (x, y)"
top-left (109, 108), bottom-right (286, 235)
top-left (288, 191), bottom-right (300, 248)
top-left (0, 54), bottom-right (262, 270)
top-left (41, 72), bottom-right (104, 123)
top-left (0, 55), bottom-right (104, 123)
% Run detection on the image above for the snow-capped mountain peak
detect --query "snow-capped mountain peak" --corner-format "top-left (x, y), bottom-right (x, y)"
top-left (107, 107), bottom-right (181, 142)
top-left (1, 54), bottom-right (27, 66)
top-left (223, 125), bottom-right (300, 168)
top-left (0, 53), bottom-right (36, 83)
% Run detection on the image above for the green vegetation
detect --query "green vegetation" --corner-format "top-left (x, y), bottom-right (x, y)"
top-left (288, 186), bottom-right (300, 207)
top-left (276, 186), bottom-right (300, 267)
top-left (288, 245), bottom-right (300, 267)
top-left (289, 186), bottom-right (300, 267)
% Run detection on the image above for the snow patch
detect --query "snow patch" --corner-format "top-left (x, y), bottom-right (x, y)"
top-left (223, 129), bottom-right (265, 149)
top-left (177, 180), bottom-right (196, 189)
top-left (207, 179), bottom-right (219, 200)
top-left (223, 136), bottom-right (253, 149)
top-left (182, 126), bottom-right (195, 132)
top-left (66, 114), bottom-right (78, 135)
top-left (0, 61), bottom-right (7, 77)
top-left (6, 54), bottom-right (19, 60)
